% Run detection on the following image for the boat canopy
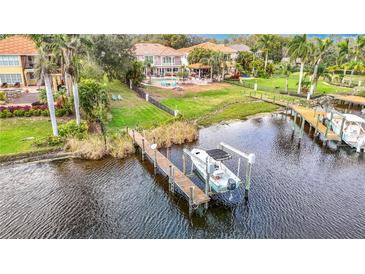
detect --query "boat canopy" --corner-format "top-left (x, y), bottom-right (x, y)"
top-left (343, 114), bottom-right (365, 123)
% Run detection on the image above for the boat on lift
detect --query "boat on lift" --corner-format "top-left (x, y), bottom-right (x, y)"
top-left (190, 148), bottom-right (242, 193)
top-left (328, 113), bottom-right (365, 152)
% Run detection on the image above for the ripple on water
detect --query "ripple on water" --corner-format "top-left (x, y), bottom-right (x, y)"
top-left (0, 116), bottom-right (364, 239)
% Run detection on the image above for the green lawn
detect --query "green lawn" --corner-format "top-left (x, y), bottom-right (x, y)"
top-left (0, 118), bottom-right (57, 155)
top-left (106, 81), bottom-right (172, 129)
top-left (161, 86), bottom-right (247, 120)
top-left (243, 73), bottom-right (352, 95)
top-left (198, 101), bottom-right (279, 126)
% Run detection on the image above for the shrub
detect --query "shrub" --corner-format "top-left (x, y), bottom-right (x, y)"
top-left (0, 92), bottom-right (6, 101)
top-left (14, 109), bottom-right (25, 117)
top-left (41, 109), bottom-right (49, 116)
top-left (0, 112), bottom-right (6, 118)
top-left (55, 108), bottom-right (66, 117)
top-left (6, 111), bottom-right (13, 118)
top-left (24, 111), bottom-right (31, 117)
top-left (58, 120), bottom-right (88, 139)
top-left (33, 136), bottom-right (63, 147)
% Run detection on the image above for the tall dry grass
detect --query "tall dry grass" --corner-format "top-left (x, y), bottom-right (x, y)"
top-left (144, 121), bottom-right (198, 148)
top-left (108, 133), bottom-right (135, 159)
top-left (65, 133), bottom-right (135, 160)
top-left (65, 135), bottom-right (107, 160)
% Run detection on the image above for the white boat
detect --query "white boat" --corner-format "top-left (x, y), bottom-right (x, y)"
top-left (190, 148), bottom-right (242, 193)
top-left (328, 113), bottom-right (365, 152)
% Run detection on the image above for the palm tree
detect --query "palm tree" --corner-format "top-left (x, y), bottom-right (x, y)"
top-left (250, 44), bottom-right (260, 75)
top-left (35, 46), bottom-right (58, 136)
top-left (276, 63), bottom-right (293, 94)
top-left (349, 35), bottom-right (365, 86)
top-left (337, 39), bottom-right (350, 85)
top-left (258, 34), bottom-right (275, 71)
top-left (53, 35), bottom-right (90, 125)
top-left (288, 34), bottom-right (313, 94)
top-left (310, 37), bottom-right (333, 94)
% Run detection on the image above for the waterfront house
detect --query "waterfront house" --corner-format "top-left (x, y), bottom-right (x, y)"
top-left (0, 35), bottom-right (63, 90)
top-left (133, 43), bottom-right (184, 77)
top-left (0, 35), bottom-right (38, 87)
top-left (178, 42), bottom-right (238, 78)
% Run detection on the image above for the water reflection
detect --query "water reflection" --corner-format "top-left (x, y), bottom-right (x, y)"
top-left (0, 115), bottom-right (364, 239)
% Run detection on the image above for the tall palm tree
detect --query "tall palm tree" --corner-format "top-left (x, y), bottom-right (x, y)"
top-left (288, 34), bottom-right (313, 94)
top-left (337, 39), bottom-right (350, 85)
top-left (258, 34), bottom-right (275, 71)
top-left (250, 44), bottom-right (260, 75)
top-left (310, 37), bottom-right (333, 94)
top-left (35, 46), bottom-right (58, 136)
top-left (53, 35), bottom-right (90, 125)
top-left (276, 63), bottom-right (293, 94)
top-left (349, 35), bottom-right (365, 86)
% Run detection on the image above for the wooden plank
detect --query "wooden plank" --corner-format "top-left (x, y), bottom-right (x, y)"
top-left (292, 106), bottom-right (340, 141)
top-left (129, 130), bottom-right (210, 205)
top-left (333, 95), bottom-right (365, 106)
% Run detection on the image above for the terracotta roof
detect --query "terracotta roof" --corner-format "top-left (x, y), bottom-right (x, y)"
top-left (133, 43), bottom-right (183, 56)
top-left (0, 35), bottom-right (38, 55)
top-left (178, 42), bottom-right (237, 54)
top-left (188, 63), bottom-right (212, 69)
top-left (228, 44), bottom-right (251, 52)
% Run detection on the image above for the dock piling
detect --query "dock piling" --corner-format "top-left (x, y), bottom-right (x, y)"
top-left (182, 154), bottom-right (186, 175)
top-left (141, 138), bottom-right (145, 161)
top-left (245, 161), bottom-right (252, 201)
top-left (189, 186), bottom-right (195, 209)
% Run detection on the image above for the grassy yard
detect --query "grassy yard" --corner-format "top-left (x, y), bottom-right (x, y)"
top-left (243, 73), bottom-right (352, 95)
top-left (0, 118), bottom-right (58, 155)
top-left (198, 101), bottom-right (279, 126)
top-left (147, 83), bottom-right (280, 125)
top-left (106, 81), bottom-right (172, 129)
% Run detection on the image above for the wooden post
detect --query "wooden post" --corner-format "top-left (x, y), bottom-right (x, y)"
top-left (141, 138), bottom-right (145, 161)
top-left (205, 157), bottom-right (210, 196)
top-left (132, 130), bottom-right (136, 144)
top-left (170, 167), bottom-right (175, 193)
top-left (182, 153), bottom-right (186, 175)
top-left (339, 117), bottom-right (345, 139)
top-left (189, 186), bottom-right (195, 209)
top-left (153, 149), bottom-right (157, 172)
top-left (299, 116), bottom-right (305, 139)
top-left (260, 93), bottom-right (263, 100)
top-left (244, 162), bottom-right (252, 201)
top-left (315, 114), bottom-right (320, 136)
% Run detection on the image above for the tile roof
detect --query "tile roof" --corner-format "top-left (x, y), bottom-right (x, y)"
top-left (133, 43), bottom-right (183, 56)
top-left (178, 42), bottom-right (237, 54)
top-left (228, 44), bottom-right (251, 52)
top-left (0, 35), bottom-right (38, 55)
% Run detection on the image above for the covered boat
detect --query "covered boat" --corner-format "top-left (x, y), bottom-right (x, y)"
top-left (190, 148), bottom-right (242, 193)
top-left (328, 113), bottom-right (365, 152)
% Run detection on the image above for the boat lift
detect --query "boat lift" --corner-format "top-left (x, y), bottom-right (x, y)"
top-left (182, 142), bottom-right (255, 204)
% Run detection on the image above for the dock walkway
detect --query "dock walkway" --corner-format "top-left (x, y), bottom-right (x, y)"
top-left (128, 130), bottom-right (210, 206)
top-left (292, 106), bottom-right (340, 141)
top-left (332, 95), bottom-right (365, 106)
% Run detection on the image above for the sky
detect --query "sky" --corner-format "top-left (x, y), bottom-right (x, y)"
top-left (195, 34), bottom-right (361, 41)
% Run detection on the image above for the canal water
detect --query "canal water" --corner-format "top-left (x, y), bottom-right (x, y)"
top-left (1, 115), bottom-right (364, 239)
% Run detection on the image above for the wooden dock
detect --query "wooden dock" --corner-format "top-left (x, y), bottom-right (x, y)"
top-left (245, 91), bottom-right (341, 142)
top-left (332, 95), bottom-right (365, 106)
top-left (128, 130), bottom-right (210, 207)
top-left (291, 106), bottom-right (340, 141)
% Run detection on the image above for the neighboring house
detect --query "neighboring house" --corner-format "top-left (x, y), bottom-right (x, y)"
top-left (0, 35), bottom-right (63, 90)
top-left (178, 42), bottom-right (238, 63)
top-left (133, 43), bottom-right (184, 77)
top-left (228, 44), bottom-right (251, 59)
top-left (281, 57), bottom-right (301, 65)
top-left (0, 35), bottom-right (38, 87)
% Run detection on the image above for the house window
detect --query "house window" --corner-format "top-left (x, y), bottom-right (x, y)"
top-left (28, 72), bottom-right (35, 80)
top-left (0, 55), bottom-right (20, 67)
top-left (0, 73), bottom-right (23, 84)
top-left (162, 56), bottom-right (175, 65)
top-left (145, 56), bottom-right (153, 64)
